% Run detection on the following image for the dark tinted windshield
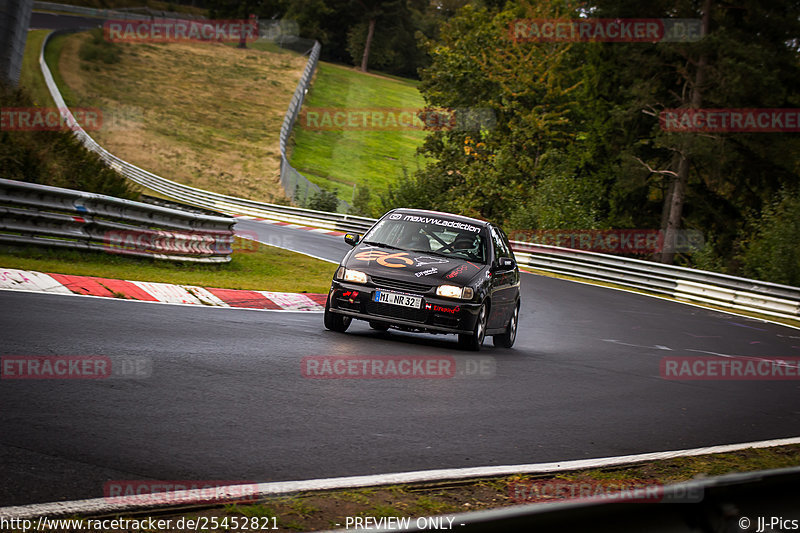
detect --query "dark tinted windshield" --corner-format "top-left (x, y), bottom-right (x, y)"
top-left (365, 214), bottom-right (487, 263)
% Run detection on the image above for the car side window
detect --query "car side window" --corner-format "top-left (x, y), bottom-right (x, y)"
top-left (497, 227), bottom-right (516, 261)
top-left (490, 226), bottom-right (510, 263)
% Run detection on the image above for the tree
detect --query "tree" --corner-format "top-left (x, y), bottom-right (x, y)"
top-left (591, 0), bottom-right (800, 267)
top-left (305, 187), bottom-right (340, 212)
top-left (739, 189), bottom-right (800, 286)
top-left (346, 0), bottom-right (428, 75)
top-left (235, 0), bottom-right (433, 76)
top-left (348, 184), bottom-right (375, 217)
top-left (405, 2), bottom-right (586, 221)
top-left (397, 0), bottom-right (800, 280)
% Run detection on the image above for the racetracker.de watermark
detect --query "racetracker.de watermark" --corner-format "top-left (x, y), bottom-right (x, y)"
top-left (508, 229), bottom-right (704, 255)
top-left (103, 480), bottom-right (259, 505)
top-left (298, 107), bottom-right (496, 131)
top-left (104, 18), bottom-right (258, 43)
top-left (660, 109), bottom-right (800, 132)
top-left (301, 355), bottom-right (495, 379)
top-left (2, 107), bottom-right (101, 131)
top-left (660, 357), bottom-right (800, 380)
top-left (508, 478), bottom-right (703, 504)
top-left (1, 106), bottom-right (142, 132)
top-left (509, 18), bottom-right (703, 43)
top-left (103, 230), bottom-right (260, 256)
top-left (1, 356), bottom-right (152, 379)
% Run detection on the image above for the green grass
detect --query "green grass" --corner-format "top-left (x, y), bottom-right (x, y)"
top-left (223, 504), bottom-right (279, 518)
top-left (0, 239), bottom-right (334, 293)
top-left (289, 62), bottom-right (428, 209)
top-left (18, 30), bottom-right (55, 107)
top-left (240, 40), bottom-right (299, 55)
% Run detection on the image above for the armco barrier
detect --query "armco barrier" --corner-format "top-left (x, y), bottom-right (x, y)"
top-left (512, 242), bottom-right (800, 320)
top-left (39, 31), bottom-right (799, 319)
top-left (0, 178), bottom-right (235, 262)
top-left (33, 1), bottom-right (200, 20)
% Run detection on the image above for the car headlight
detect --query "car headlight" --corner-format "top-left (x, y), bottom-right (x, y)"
top-left (437, 285), bottom-right (474, 300)
top-left (343, 269), bottom-right (368, 284)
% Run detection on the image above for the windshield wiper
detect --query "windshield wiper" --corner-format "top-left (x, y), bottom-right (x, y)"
top-left (415, 249), bottom-right (451, 258)
top-left (362, 241), bottom-right (402, 250)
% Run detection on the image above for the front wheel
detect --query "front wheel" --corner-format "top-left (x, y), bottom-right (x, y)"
top-left (493, 302), bottom-right (519, 348)
top-left (324, 295), bottom-right (351, 332)
top-left (459, 302), bottom-right (487, 351)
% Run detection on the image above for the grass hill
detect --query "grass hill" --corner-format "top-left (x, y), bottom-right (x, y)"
top-left (289, 62), bottom-right (428, 213)
top-left (46, 30), bottom-right (307, 203)
top-left (26, 26), bottom-right (428, 212)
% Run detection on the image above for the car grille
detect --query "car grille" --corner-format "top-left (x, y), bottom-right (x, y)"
top-left (370, 276), bottom-right (433, 294)
top-left (366, 301), bottom-right (427, 323)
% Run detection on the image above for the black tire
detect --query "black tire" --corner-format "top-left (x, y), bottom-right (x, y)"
top-left (493, 302), bottom-right (519, 348)
top-left (369, 321), bottom-right (390, 331)
top-left (324, 295), bottom-right (351, 332)
top-left (459, 302), bottom-right (487, 351)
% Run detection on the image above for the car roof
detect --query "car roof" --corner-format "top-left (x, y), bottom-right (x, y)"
top-left (386, 208), bottom-right (491, 228)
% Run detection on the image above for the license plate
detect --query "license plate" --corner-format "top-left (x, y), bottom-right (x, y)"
top-left (374, 290), bottom-right (422, 309)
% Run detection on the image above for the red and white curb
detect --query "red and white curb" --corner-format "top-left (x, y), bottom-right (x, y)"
top-left (234, 215), bottom-right (346, 237)
top-left (0, 268), bottom-right (326, 311)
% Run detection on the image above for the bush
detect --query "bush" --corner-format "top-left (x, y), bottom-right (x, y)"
top-left (348, 185), bottom-right (374, 217)
top-left (378, 166), bottom-right (439, 213)
top-left (305, 188), bottom-right (340, 212)
top-left (0, 82), bottom-right (138, 199)
top-left (738, 190), bottom-right (800, 286)
top-left (79, 28), bottom-right (121, 65)
top-left (507, 150), bottom-right (604, 231)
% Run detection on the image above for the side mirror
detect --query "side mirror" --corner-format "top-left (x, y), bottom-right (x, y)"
top-left (344, 233), bottom-right (360, 246)
top-left (497, 257), bottom-right (516, 270)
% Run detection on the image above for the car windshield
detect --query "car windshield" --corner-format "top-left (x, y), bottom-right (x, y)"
top-left (364, 214), bottom-right (487, 263)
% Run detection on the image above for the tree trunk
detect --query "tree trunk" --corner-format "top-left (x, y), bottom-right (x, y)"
top-left (360, 17), bottom-right (376, 72)
top-left (657, 0), bottom-right (711, 264)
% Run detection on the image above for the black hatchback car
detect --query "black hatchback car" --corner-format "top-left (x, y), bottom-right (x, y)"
top-left (324, 209), bottom-right (521, 350)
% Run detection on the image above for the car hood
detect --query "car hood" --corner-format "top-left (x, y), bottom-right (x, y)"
top-left (344, 244), bottom-right (486, 286)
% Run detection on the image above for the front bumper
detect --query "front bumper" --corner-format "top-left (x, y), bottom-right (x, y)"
top-left (327, 280), bottom-right (480, 335)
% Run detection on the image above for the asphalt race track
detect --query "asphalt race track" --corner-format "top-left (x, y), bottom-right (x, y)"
top-left (1, 220), bottom-right (799, 506)
top-left (5, 12), bottom-right (800, 508)
top-left (29, 12), bottom-right (102, 31)
top-left (234, 218), bottom-right (349, 263)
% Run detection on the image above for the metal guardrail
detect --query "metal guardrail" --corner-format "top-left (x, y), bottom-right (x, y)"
top-left (39, 31), bottom-right (799, 318)
top-left (33, 1), bottom-right (201, 20)
top-left (0, 178), bottom-right (235, 262)
top-left (510, 241), bottom-right (800, 320)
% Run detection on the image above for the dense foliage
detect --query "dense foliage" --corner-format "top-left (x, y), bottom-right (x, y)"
top-left (207, 0), bottom-right (457, 76)
top-left (380, 0), bottom-right (800, 283)
top-left (0, 83), bottom-right (138, 199)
